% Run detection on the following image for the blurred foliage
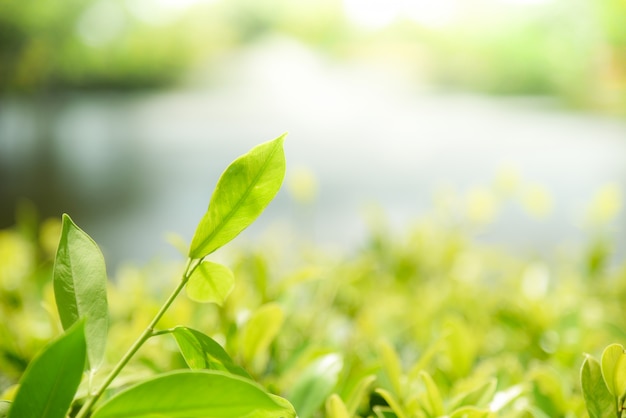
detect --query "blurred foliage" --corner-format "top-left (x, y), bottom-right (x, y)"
top-left (2, 0), bottom-right (625, 114)
top-left (1, 179), bottom-right (625, 417)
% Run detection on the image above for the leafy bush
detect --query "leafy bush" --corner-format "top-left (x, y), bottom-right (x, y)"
top-left (1, 136), bottom-right (626, 417)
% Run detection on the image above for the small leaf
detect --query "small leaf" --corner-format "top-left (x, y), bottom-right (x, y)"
top-left (581, 355), bottom-right (615, 418)
top-left (379, 340), bottom-right (403, 398)
top-left (91, 370), bottom-right (296, 418)
top-left (8, 322), bottom-right (86, 418)
top-left (325, 394), bottom-right (350, 418)
top-left (419, 370), bottom-right (444, 417)
top-left (240, 302), bottom-right (285, 367)
top-left (189, 135), bottom-right (287, 259)
top-left (345, 374), bottom-right (376, 416)
top-left (53, 214), bottom-right (108, 371)
top-left (450, 378), bottom-right (497, 410)
top-left (171, 326), bottom-right (251, 378)
top-left (375, 388), bottom-right (408, 418)
top-left (601, 343), bottom-right (626, 398)
top-left (186, 261), bottom-right (234, 305)
top-left (289, 354), bottom-right (343, 418)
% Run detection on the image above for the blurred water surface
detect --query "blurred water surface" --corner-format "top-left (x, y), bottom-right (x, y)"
top-left (1, 37), bottom-right (626, 267)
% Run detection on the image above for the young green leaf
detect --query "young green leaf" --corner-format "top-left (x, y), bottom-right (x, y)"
top-left (325, 394), bottom-right (350, 418)
top-left (53, 214), bottom-right (108, 371)
top-left (581, 355), bottom-right (616, 418)
top-left (601, 343), bottom-right (626, 398)
top-left (374, 388), bottom-right (408, 418)
top-left (189, 135), bottom-right (286, 259)
top-left (418, 370), bottom-right (445, 417)
top-left (288, 354), bottom-right (343, 418)
top-left (240, 302), bottom-right (285, 367)
top-left (450, 378), bottom-right (497, 410)
top-left (90, 370), bottom-right (296, 418)
top-left (8, 322), bottom-right (86, 418)
top-left (186, 261), bottom-right (234, 305)
top-left (345, 374), bottom-right (376, 416)
top-left (379, 340), bottom-right (403, 398)
top-left (171, 326), bottom-right (251, 378)
top-left (449, 406), bottom-right (493, 418)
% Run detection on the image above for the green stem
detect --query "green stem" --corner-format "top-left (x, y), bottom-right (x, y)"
top-left (75, 258), bottom-right (201, 418)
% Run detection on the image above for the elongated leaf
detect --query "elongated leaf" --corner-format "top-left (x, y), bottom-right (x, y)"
top-left (325, 394), bottom-right (350, 418)
top-left (289, 354), bottom-right (343, 418)
top-left (449, 406), bottom-right (493, 418)
top-left (240, 302), bottom-right (285, 367)
top-left (375, 388), bottom-right (408, 418)
top-left (581, 355), bottom-right (615, 418)
top-left (450, 378), bottom-right (497, 410)
top-left (601, 343), bottom-right (626, 398)
top-left (189, 135), bottom-right (286, 259)
top-left (91, 370), bottom-right (296, 418)
top-left (8, 322), bottom-right (86, 418)
top-left (379, 340), bottom-right (403, 398)
top-left (186, 261), bottom-right (234, 305)
top-left (419, 370), bottom-right (444, 417)
top-left (171, 326), bottom-right (251, 378)
top-left (345, 374), bottom-right (376, 416)
top-left (53, 214), bottom-right (108, 371)
top-left (0, 402), bottom-right (10, 418)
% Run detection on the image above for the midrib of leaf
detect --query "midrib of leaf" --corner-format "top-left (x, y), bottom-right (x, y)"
top-left (193, 141), bottom-right (281, 257)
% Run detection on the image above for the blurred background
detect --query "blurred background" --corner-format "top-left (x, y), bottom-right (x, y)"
top-left (1, 0), bottom-right (626, 268)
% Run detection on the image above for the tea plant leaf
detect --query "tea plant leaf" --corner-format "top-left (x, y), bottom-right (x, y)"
top-left (171, 326), bottom-right (251, 378)
top-left (375, 388), bottom-right (408, 418)
top-left (601, 343), bottom-right (626, 398)
top-left (325, 394), bottom-right (350, 418)
top-left (90, 370), bottom-right (296, 418)
top-left (53, 214), bottom-right (108, 371)
top-left (189, 135), bottom-right (286, 259)
top-left (289, 354), bottom-right (343, 418)
top-left (450, 378), bottom-right (497, 410)
top-left (581, 355), bottom-right (615, 418)
top-left (185, 261), bottom-right (234, 305)
top-left (379, 340), bottom-right (403, 397)
top-left (345, 374), bottom-right (376, 415)
top-left (8, 322), bottom-right (86, 418)
top-left (373, 406), bottom-right (397, 418)
top-left (240, 302), bottom-right (285, 367)
top-left (418, 370), bottom-right (444, 417)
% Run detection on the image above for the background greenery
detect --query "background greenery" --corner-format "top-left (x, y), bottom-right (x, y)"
top-left (2, 0), bottom-right (625, 114)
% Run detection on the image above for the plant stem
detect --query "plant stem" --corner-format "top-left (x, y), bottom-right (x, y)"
top-left (75, 258), bottom-right (200, 418)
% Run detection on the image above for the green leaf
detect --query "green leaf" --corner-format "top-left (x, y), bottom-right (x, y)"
top-left (288, 354), bottom-right (343, 418)
top-left (189, 135), bottom-right (287, 259)
top-left (171, 326), bottom-right (251, 378)
top-left (418, 370), bottom-right (444, 417)
top-left (240, 302), bottom-right (285, 367)
top-left (379, 340), bottom-right (403, 398)
top-left (450, 379), bottom-right (497, 410)
top-left (601, 343), bottom-right (626, 398)
top-left (325, 394), bottom-right (350, 418)
top-left (8, 322), bottom-right (86, 418)
top-left (581, 355), bottom-right (615, 418)
top-left (91, 370), bottom-right (296, 418)
top-left (375, 388), bottom-right (407, 418)
top-left (373, 406), bottom-right (397, 418)
top-left (186, 261), bottom-right (234, 305)
top-left (53, 214), bottom-right (108, 371)
top-left (345, 374), bottom-right (376, 416)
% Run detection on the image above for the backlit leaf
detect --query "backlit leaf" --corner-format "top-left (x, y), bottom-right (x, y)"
top-left (189, 135), bottom-right (286, 259)
top-left (601, 343), bottom-right (626, 398)
top-left (91, 370), bottom-right (296, 418)
top-left (375, 388), bottom-right (408, 418)
top-left (419, 370), bottom-right (444, 417)
top-left (289, 354), bottom-right (343, 418)
top-left (240, 302), bottom-right (285, 367)
top-left (8, 322), bottom-right (86, 418)
top-left (171, 326), bottom-right (250, 378)
top-left (345, 374), bottom-right (376, 416)
top-left (449, 406), bottom-right (493, 418)
top-left (53, 214), bottom-right (108, 371)
top-left (186, 261), bottom-right (234, 305)
top-left (325, 394), bottom-right (350, 418)
top-left (581, 355), bottom-right (615, 418)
